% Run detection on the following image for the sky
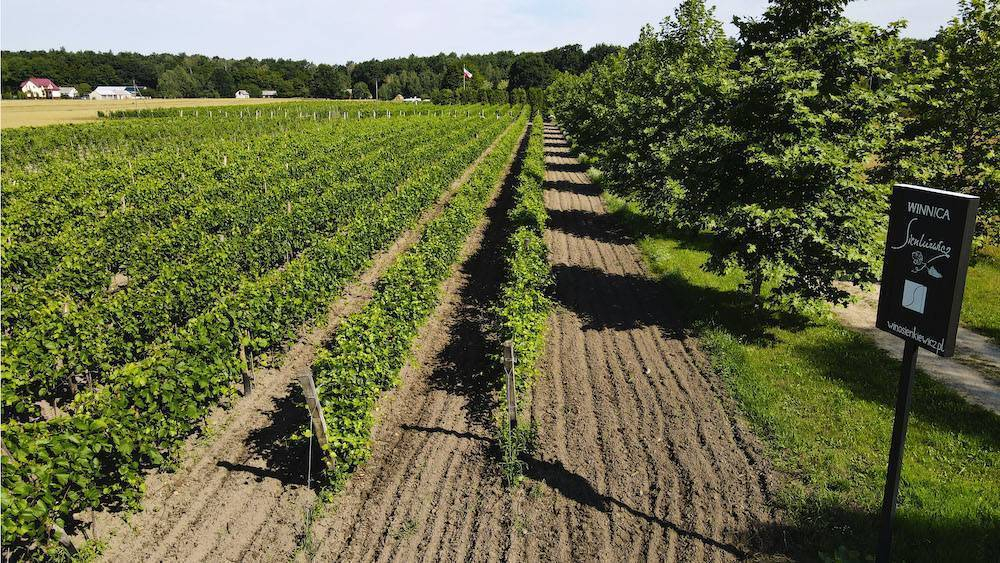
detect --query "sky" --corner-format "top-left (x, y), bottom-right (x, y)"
top-left (1, 0), bottom-right (961, 64)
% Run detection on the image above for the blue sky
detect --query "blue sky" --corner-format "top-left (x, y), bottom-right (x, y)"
top-left (1, 0), bottom-right (961, 63)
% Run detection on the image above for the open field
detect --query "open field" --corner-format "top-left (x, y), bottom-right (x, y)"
top-left (0, 97), bottom-right (293, 128)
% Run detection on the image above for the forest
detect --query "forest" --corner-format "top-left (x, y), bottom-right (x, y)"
top-left (0, 43), bottom-right (616, 101)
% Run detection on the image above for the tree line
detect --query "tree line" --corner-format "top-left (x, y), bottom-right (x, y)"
top-left (0, 43), bottom-right (616, 101)
top-left (548, 0), bottom-right (998, 308)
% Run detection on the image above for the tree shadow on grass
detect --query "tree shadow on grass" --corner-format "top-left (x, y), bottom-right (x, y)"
top-left (793, 332), bottom-right (1000, 447)
top-left (747, 495), bottom-right (1000, 562)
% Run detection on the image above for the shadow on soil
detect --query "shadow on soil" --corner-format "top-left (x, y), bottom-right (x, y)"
top-left (225, 383), bottom-right (325, 487)
top-left (579, 153), bottom-right (1000, 561)
top-left (424, 123), bottom-right (531, 430)
top-left (523, 454), bottom-right (755, 559)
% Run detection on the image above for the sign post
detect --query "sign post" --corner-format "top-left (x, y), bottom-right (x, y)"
top-left (874, 184), bottom-right (978, 562)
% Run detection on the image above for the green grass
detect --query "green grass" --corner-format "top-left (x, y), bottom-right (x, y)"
top-left (963, 247), bottom-right (1000, 345)
top-left (603, 193), bottom-right (1000, 562)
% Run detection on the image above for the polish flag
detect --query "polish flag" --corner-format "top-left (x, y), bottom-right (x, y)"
top-left (463, 68), bottom-right (473, 79)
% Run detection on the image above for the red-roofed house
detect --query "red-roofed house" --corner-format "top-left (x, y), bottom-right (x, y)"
top-left (20, 77), bottom-right (60, 98)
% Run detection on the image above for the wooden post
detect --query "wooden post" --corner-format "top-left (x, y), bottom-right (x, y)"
top-left (298, 372), bottom-right (335, 469)
top-left (239, 335), bottom-right (253, 396)
top-left (503, 340), bottom-right (517, 429)
top-left (47, 523), bottom-right (77, 555)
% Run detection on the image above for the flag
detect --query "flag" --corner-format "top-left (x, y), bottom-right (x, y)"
top-left (463, 67), bottom-right (473, 79)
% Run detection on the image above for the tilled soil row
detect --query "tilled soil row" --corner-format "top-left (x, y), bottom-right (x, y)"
top-left (90, 118), bottom-right (523, 563)
top-left (510, 124), bottom-right (782, 562)
top-left (298, 120), bottom-right (533, 563)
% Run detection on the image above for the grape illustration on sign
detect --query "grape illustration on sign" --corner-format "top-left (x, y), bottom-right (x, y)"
top-left (875, 184), bottom-right (979, 357)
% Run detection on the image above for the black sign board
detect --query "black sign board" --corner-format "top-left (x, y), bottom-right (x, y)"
top-left (875, 184), bottom-right (979, 357)
top-left (873, 184), bottom-right (979, 562)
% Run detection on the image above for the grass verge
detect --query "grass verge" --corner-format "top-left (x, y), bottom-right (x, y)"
top-left (603, 191), bottom-right (1000, 562)
top-left (963, 246), bottom-right (1000, 345)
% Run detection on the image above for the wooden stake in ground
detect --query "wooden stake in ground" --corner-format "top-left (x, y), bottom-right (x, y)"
top-left (239, 333), bottom-right (253, 396)
top-left (298, 372), bottom-right (335, 469)
top-left (503, 339), bottom-right (517, 429)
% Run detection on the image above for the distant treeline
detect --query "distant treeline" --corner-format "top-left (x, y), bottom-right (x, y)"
top-left (0, 44), bottom-right (619, 100)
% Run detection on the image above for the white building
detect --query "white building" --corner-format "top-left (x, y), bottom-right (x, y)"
top-left (20, 77), bottom-right (59, 98)
top-left (235, 90), bottom-right (250, 99)
top-left (88, 86), bottom-right (134, 100)
top-left (261, 90), bottom-right (277, 98)
top-left (58, 87), bottom-right (79, 99)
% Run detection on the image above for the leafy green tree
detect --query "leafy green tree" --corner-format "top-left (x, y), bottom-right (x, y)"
top-left (735, 0), bottom-right (851, 47)
top-left (549, 0), bottom-right (735, 224)
top-left (878, 0), bottom-right (1000, 244)
top-left (310, 64), bottom-right (349, 98)
top-left (157, 65), bottom-right (200, 98)
top-left (209, 66), bottom-right (236, 97)
top-left (510, 87), bottom-right (527, 104)
top-left (508, 53), bottom-right (553, 90)
top-left (352, 81), bottom-right (371, 99)
top-left (432, 88), bottom-right (454, 104)
top-left (692, 6), bottom-right (906, 304)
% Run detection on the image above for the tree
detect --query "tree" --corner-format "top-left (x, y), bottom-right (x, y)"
top-left (311, 64), bottom-right (349, 98)
top-left (157, 65), bottom-right (200, 98)
top-left (585, 44), bottom-right (621, 66)
top-left (209, 66), bottom-right (236, 97)
top-left (692, 4), bottom-right (905, 304)
top-left (878, 0), bottom-right (1000, 244)
top-left (352, 81), bottom-right (371, 99)
top-left (432, 88), bottom-right (454, 104)
top-left (734, 0), bottom-right (851, 47)
top-left (508, 53), bottom-right (553, 90)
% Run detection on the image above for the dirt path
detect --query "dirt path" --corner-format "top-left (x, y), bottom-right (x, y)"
top-left (834, 283), bottom-right (1000, 415)
top-left (89, 119), bottom-right (522, 563)
top-left (302, 123), bottom-right (781, 562)
top-left (509, 124), bottom-right (782, 561)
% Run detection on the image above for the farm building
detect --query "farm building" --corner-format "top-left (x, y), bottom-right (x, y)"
top-left (19, 77), bottom-right (60, 98)
top-left (58, 87), bottom-right (79, 99)
top-left (261, 90), bottom-right (277, 98)
top-left (89, 86), bottom-right (134, 100)
top-left (235, 90), bottom-right (250, 98)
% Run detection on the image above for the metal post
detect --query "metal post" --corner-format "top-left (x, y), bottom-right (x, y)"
top-left (876, 339), bottom-right (919, 563)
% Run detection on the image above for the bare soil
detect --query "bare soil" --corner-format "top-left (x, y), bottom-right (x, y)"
top-left (88, 119), bottom-right (522, 563)
top-left (507, 124), bottom-right (782, 561)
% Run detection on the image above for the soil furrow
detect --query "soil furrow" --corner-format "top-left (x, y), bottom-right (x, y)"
top-left (301, 121), bottom-right (529, 562)
top-left (520, 124), bottom-right (779, 562)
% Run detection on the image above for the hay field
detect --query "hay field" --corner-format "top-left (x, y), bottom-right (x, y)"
top-left (0, 97), bottom-right (292, 129)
